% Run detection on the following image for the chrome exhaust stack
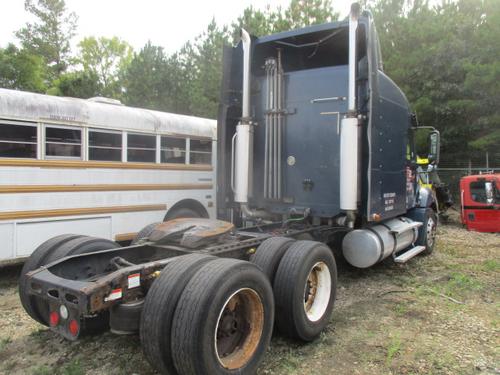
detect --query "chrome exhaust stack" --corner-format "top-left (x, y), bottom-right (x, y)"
top-left (234, 29), bottom-right (273, 220)
top-left (234, 29), bottom-right (253, 205)
top-left (340, 3), bottom-right (361, 227)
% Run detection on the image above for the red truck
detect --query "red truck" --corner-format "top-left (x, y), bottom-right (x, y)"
top-left (460, 174), bottom-right (500, 232)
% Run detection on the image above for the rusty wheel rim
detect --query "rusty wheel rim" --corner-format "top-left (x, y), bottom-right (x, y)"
top-left (303, 261), bottom-right (331, 322)
top-left (215, 288), bottom-right (264, 370)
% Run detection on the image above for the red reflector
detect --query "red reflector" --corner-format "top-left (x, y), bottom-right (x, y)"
top-left (49, 311), bottom-right (59, 327)
top-left (68, 319), bottom-right (79, 337)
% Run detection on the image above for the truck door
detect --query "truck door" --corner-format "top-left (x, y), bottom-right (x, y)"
top-left (461, 176), bottom-right (500, 233)
top-left (364, 18), bottom-right (411, 221)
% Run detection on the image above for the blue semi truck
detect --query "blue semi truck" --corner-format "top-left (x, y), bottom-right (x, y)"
top-left (19, 4), bottom-right (439, 374)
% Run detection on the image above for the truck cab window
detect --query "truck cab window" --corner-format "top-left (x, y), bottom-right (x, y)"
top-left (0, 122), bottom-right (37, 158)
top-left (127, 133), bottom-right (156, 163)
top-left (470, 181), bottom-right (489, 203)
top-left (161, 136), bottom-right (186, 163)
top-left (89, 130), bottom-right (122, 161)
top-left (190, 139), bottom-right (212, 165)
top-left (45, 126), bottom-right (82, 158)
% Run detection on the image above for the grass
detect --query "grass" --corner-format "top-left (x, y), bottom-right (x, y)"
top-left (386, 333), bottom-right (402, 366)
top-left (31, 365), bottom-right (52, 375)
top-left (61, 360), bottom-right (85, 375)
top-left (443, 272), bottom-right (483, 297)
top-left (0, 225), bottom-right (497, 375)
top-left (0, 336), bottom-right (12, 352)
top-left (479, 259), bottom-right (500, 272)
top-left (393, 302), bottom-right (409, 316)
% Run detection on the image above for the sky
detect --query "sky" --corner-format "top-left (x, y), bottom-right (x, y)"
top-left (0, 0), bottom-right (354, 53)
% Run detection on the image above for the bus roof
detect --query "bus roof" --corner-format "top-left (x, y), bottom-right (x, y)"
top-left (0, 89), bottom-right (217, 139)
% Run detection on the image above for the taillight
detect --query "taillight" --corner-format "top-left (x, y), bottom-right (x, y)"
top-left (49, 311), bottom-right (60, 327)
top-left (68, 319), bottom-right (79, 337)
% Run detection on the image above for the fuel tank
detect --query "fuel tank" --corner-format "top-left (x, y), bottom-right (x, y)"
top-left (342, 217), bottom-right (420, 268)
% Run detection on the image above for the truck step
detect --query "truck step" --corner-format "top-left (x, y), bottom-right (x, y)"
top-left (389, 221), bottom-right (422, 235)
top-left (393, 245), bottom-right (426, 263)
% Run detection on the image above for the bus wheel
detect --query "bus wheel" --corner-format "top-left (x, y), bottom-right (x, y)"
top-left (19, 234), bottom-right (85, 325)
top-left (140, 253), bottom-right (217, 375)
top-left (418, 209), bottom-right (437, 255)
top-left (166, 207), bottom-right (201, 220)
top-left (171, 259), bottom-right (274, 375)
top-left (131, 222), bottom-right (161, 244)
top-left (274, 241), bottom-right (337, 341)
top-left (250, 237), bottom-right (295, 282)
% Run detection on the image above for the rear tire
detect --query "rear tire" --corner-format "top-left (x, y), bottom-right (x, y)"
top-left (19, 234), bottom-right (84, 325)
top-left (274, 241), bottom-right (337, 341)
top-left (250, 237), bottom-right (295, 282)
top-left (171, 259), bottom-right (274, 375)
top-left (140, 254), bottom-right (217, 375)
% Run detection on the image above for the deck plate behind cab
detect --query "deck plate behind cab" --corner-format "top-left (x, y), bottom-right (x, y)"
top-left (149, 218), bottom-right (234, 248)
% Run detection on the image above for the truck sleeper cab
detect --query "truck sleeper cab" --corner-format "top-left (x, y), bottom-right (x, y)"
top-left (20, 4), bottom-right (438, 375)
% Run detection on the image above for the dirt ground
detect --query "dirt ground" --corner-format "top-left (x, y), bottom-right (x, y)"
top-left (0, 219), bottom-right (498, 375)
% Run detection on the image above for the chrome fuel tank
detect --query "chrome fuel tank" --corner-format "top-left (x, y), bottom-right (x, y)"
top-left (342, 217), bottom-right (420, 268)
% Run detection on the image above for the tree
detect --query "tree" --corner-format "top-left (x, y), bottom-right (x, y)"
top-left (366, 0), bottom-right (500, 166)
top-left (16, 0), bottom-right (77, 80)
top-left (123, 42), bottom-right (188, 112)
top-left (77, 36), bottom-right (133, 98)
top-left (47, 70), bottom-right (101, 98)
top-left (183, 20), bottom-right (231, 118)
top-left (0, 44), bottom-right (47, 92)
top-left (232, 0), bottom-right (338, 41)
top-left (283, 0), bottom-right (339, 29)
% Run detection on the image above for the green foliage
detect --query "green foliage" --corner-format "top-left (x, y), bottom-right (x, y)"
top-left (77, 36), bottom-right (133, 99)
top-left (31, 365), bottom-right (51, 375)
top-left (0, 336), bottom-right (12, 352)
top-left (386, 333), bottom-right (402, 365)
top-left (61, 360), bottom-right (84, 375)
top-left (183, 20), bottom-right (231, 118)
top-left (367, 0), bottom-right (500, 164)
top-left (123, 42), bottom-right (188, 112)
top-left (15, 0), bottom-right (77, 80)
top-left (232, 0), bottom-right (338, 40)
top-left (0, 44), bottom-right (47, 92)
top-left (1, 0), bottom-right (499, 165)
top-left (47, 70), bottom-right (100, 98)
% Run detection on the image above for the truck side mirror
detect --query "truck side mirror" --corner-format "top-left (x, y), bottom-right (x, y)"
top-left (428, 131), bottom-right (440, 164)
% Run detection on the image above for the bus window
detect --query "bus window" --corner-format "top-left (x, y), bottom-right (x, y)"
top-left (190, 138), bottom-right (212, 165)
top-left (161, 136), bottom-right (186, 163)
top-left (0, 122), bottom-right (37, 158)
top-left (89, 130), bottom-right (122, 161)
top-left (45, 126), bottom-right (82, 158)
top-left (127, 133), bottom-right (156, 163)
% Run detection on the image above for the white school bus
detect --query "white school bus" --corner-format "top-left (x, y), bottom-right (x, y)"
top-left (0, 88), bottom-right (216, 264)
